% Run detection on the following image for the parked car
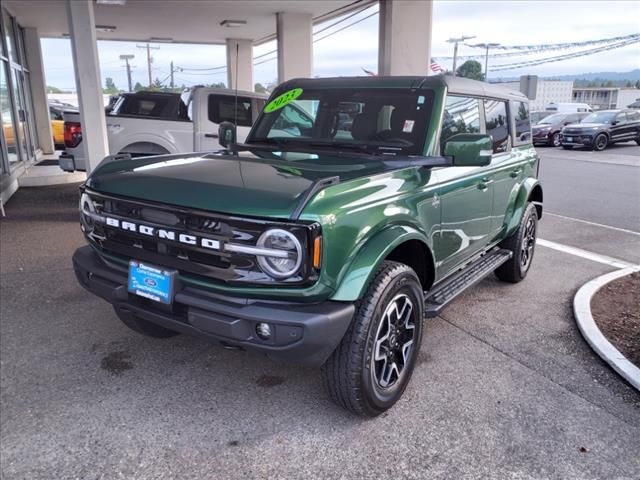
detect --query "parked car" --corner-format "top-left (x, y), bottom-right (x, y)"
top-left (560, 109), bottom-right (640, 151)
top-left (49, 103), bottom-right (77, 149)
top-left (530, 110), bottom-right (553, 124)
top-left (59, 88), bottom-right (268, 171)
top-left (545, 102), bottom-right (592, 113)
top-left (532, 112), bottom-right (589, 147)
top-left (72, 75), bottom-right (542, 416)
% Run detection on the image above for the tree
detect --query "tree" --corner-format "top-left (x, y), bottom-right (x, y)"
top-left (636, 80), bottom-right (640, 89)
top-left (133, 81), bottom-right (145, 92)
top-left (456, 60), bottom-right (484, 81)
top-left (46, 85), bottom-right (63, 93)
top-left (209, 82), bottom-right (226, 89)
top-left (151, 77), bottom-right (164, 90)
top-left (254, 82), bottom-right (267, 93)
top-left (625, 81), bottom-right (633, 88)
top-left (103, 77), bottom-right (118, 94)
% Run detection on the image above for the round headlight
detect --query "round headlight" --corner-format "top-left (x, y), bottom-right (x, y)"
top-left (79, 193), bottom-right (96, 233)
top-left (257, 229), bottom-right (302, 279)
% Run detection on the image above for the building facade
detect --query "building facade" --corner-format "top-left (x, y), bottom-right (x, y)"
top-left (494, 79), bottom-right (574, 111)
top-left (572, 87), bottom-right (640, 110)
top-left (1, 5), bottom-right (45, 204)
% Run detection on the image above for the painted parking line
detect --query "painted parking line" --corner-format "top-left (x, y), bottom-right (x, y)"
top-left (546, 212), bottom-right (640, 236)
top-left (537, 238), bottom-right (638, 269)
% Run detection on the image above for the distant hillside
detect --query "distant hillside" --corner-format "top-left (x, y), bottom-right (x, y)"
top-left (546, 69), bottom-right (640, 82)
top-left (492, 69), bottom-right (640, 86)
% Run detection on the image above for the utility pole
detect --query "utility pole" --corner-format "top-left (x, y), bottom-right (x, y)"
top-left (170, 61), bottom-right (174, 89)
top-left (119, 54), bottom-right (135, 92)
top-left (447, 35), bottom-right (476, 76)
top-left (136, 43), bottom-right (160, 87)
top-left (474, 43), bottom-right (501, 81)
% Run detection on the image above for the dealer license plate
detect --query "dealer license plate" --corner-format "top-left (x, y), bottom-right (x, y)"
top-left (128, 261), bottom-right (176, 304)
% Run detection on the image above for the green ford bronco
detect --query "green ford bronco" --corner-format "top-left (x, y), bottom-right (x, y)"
top-left (73, 76), bottom-right (542, 416)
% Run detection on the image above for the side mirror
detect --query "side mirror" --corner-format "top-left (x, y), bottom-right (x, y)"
top-left (444, 133), bottom-right (493, 167)
top-left (611, 120), bottom-right (618, 126)
top-left (218, 121), bottom-right (237, 148)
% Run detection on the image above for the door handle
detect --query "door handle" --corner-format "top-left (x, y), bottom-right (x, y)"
top-left (478, 178), bottom-right (493, 190)
top-left (204, 133), bottom-right (218, 138)
top-left (510, 169), bottom-right (522, 178)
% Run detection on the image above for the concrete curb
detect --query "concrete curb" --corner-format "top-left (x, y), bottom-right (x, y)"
top-left (574, 266), bottom-right (640, 391)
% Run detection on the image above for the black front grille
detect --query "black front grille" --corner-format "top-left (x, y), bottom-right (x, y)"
top-left (83, 189), bottom-right (318, 286)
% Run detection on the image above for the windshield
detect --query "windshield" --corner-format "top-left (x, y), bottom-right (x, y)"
top-left (248, 87), bottom-right (434, 156)
top-left (537, 113), bottom-right (567, 125)
top-left (582, 112), bottom-right (616, 124)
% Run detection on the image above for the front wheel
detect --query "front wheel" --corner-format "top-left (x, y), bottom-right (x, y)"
top-left (593, 133), bottom-right (608, 151)
top-left (322, 261), bottom-right (424, 417)
top-left (495, 202), bottom-right (538, 283)
top-left (562, 145), bottom-right (573, 150)
top-left (551, 132), bottom-right (561, 147)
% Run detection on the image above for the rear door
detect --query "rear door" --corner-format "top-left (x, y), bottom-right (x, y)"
top-left (194, 92), bottom-right (261, 151)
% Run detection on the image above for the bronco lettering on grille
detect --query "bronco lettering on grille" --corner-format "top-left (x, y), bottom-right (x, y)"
top-left (103, 216), bottom-right (221, 250)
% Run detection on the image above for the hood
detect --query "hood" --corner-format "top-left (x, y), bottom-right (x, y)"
top-left (85, 149), bottom-right (390, 219)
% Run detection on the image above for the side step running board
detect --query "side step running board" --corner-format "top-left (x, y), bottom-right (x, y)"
top-left (424, 248), bottom-right (513, 318)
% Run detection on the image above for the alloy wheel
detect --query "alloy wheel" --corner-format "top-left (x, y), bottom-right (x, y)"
top-left (372, 294), bottom-right (416, 389)
top-left (520, 215), bottom-right (536, 270)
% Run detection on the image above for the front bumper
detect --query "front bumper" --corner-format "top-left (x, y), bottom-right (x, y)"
top-left (73, 246), bottom-right (355, 366)
top-left (560, 132), bottom-right (595, 146)
top-left (532, 130), bottom-right (552, 144)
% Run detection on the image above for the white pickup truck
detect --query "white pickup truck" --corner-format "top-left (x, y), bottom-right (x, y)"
top-left (59, 87), bottom-right (267, 171)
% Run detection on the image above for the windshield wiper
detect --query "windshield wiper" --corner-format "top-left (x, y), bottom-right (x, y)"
top-left (308, 141), bottom-right (379, 154)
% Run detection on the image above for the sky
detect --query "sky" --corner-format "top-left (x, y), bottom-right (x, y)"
top-left (41, 0), bottom-right (640, 92)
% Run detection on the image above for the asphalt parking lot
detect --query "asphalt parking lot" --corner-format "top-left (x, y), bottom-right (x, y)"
top-left (1, 143), bottom-right (639, 479)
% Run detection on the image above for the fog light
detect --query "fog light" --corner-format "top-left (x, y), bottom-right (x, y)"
top-left (256, 322), bottom-right (272, 340)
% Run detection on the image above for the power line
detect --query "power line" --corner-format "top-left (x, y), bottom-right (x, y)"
top-left (490, 38), bottom-right (638, 71)
top-left (470, 33), bottom-right (640, 51)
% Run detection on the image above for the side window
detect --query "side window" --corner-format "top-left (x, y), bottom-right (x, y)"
top-left (208, 95), bottom-right (253, 127)
top-left (513, 101), bottom-right (531, 142)
top-left (440, 95), bottom-right (480, 152)
top-left (484, 100), bottom-right (509, 153)
top-left (615, 113), bottom-right (627, 124)
top-left (49, 108), bottom-right (63, 121)
top-left (626, 111), bottom-right (640, 122)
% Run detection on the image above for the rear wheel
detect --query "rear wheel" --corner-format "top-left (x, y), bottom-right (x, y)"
top-left (322, 261), bottom-right (424, 417)
top-left (115, 308), bottom-right (180, 338)
top-left (593, 133), bottom-right (608, 151)
top-left (495, 202), bottom-right (538, 283)
top-left (551, 132), bottom-right (561, 147)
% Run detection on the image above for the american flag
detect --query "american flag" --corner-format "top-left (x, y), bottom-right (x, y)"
top-left (430, 62), bottom-right (444, 73)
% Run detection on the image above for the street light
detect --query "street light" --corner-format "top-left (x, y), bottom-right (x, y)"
top-left (447, 36), bottom-right (476, 76)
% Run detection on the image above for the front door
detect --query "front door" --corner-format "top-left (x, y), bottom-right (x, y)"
top-left (432, 95), bottom-right (492, 278)
top-left (434, 166), bottom-right (494, 277)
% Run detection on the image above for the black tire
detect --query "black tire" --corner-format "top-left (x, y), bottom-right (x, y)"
top-left (635, 138), bottom-right (640, 146)
top-left (562, 145), bottom-right (573, 150)
top-left (115, 308), bottom-right (180, 338)
top-left (550, 132), bottom-right (561, 147)
top-left (495, 202), bottom-right (538, 283)
top-left (593, 133), bottom-right (608, 151)
top-left (322, 261), bottom-right (424, 417)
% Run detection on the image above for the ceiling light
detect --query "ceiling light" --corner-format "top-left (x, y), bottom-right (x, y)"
top-left (95, 25), bottom-right (117, 33)
top-left (149, 37), bottom-right (173, 43)
top-left (96, 0), bottom-right (127, 5)
top-left (220, 20), bottom-right (247, 28)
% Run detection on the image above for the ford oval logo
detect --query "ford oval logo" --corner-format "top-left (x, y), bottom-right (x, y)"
top-left (144, 278), bottom-right (157, 287)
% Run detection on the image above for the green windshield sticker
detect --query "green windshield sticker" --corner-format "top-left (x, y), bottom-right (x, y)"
top-left (264, 88), bottom-right (303, 113)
